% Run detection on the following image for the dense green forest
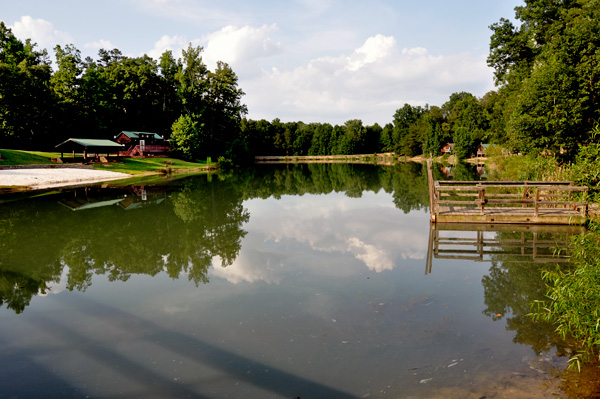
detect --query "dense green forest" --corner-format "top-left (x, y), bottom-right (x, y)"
top-left (1, 0), bottom-right (599, 162)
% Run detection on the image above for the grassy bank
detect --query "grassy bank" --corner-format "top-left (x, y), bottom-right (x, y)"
top-left (0, 149), bottom-right (61, 165)
top-left (0, 149), bottom-right (214, 175)
top-left (92, 157), bottom-right (214, 174)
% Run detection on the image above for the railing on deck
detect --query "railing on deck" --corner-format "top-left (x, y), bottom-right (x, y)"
top-left (119, 144), bottom-right (170, 157)
top-left (432, 181), bottom-right (588, 217)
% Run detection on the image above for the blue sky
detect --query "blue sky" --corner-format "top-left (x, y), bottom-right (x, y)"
top-left (3, 0), bottom-right (522, 125)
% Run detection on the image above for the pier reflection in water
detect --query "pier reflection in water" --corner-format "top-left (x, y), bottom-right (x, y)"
top-left (426, 223), bottom-right (585, 274)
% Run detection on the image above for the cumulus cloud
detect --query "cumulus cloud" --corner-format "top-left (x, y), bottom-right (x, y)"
top-left (146, 34), bottom-right (189, 61)
top-left (10, 16), bottom-right (73, 50)
top-left (347, 34), bottom-right (396, 71)
top-left (243, 34), bottom-right (494, 124)
top-left (84, 39), bottom-right (117, 51)
top-left (203, 24), bottom-right (282, 70)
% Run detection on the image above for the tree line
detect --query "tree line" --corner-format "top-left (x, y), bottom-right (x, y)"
top-left (0, 21), bottom-right (246, 158)
top-left (1, 0), bottom-right (599, 162)
top-left (240, 0), bottom-right (600, 161)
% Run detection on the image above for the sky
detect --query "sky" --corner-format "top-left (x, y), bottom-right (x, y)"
top-left (3, 0), bottom-right (522, 126)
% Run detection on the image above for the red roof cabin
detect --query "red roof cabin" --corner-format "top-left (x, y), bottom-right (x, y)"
top-left (115, 131), bottom-right (170, 157)
top-left (440, 143), bottom-right (455, 155)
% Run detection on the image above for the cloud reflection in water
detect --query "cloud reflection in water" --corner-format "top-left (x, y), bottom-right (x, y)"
top-left (210, 191), bottom-right (429, 284)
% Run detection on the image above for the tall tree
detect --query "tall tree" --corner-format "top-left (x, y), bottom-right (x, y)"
top-left (177, 44), bottom-right (208, 116)
top-left (443, 92), bottom-right (487, 158)
top-left (205, 61), bottom-right (247, 156)
top-left (392, 104), bottom-right (425, 156)
top-left (488, 0), bottom-right (600, 157)
top-left (0, 22), bottom-right (53, 149)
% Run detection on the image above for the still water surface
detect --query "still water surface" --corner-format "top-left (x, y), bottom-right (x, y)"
top-left (0, 164), bottom-right (585, 398)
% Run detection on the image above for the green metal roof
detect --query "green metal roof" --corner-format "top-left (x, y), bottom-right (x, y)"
top-left (56, 138), bottom-right (124, 148)
top-left (119, 131), bottom-right (163, 140)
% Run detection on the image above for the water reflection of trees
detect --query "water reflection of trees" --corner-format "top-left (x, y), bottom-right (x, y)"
top-left (425, 223), bottom-right (600, 396)
top-left (241, 162), bottom-right (437, 213)
top-left (0, 162), bottom-right (454, 314)
top-left (0, 176), bottom-right (250, 313)
top-left (480, 229), bottom-right (579, 354)
top-left (427, 223), bottom-right (583, 356)
top-left (478, 228), bottom-right (600, 398)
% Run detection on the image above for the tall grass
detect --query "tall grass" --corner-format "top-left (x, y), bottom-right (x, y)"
top-left (530, 222), bottom-right (600, 371)
top-left (486, 140), bottom-right (600, 371)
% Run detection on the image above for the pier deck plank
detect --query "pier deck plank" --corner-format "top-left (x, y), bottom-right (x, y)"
top-left (435, 205), bottom-right (586, 225)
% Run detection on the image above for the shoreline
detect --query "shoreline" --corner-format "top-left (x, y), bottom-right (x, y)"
top-left (0, 166), bottom-right (132, 192)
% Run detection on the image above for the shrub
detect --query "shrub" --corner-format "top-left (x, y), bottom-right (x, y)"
top-left (530, 223), bottom-right (600, 371)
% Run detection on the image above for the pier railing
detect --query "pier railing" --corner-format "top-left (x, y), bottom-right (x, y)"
top-left (430, 180), bottom-right (588, 224)
top-left (425, 160), bottom-right (589, 225)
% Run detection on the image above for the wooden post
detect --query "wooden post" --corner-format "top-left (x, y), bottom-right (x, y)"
top-left (478, 185), bottom-right (485, 215)
top-left (522, 184), bottom-right (528, 208)
top-left (425, 224), bottom-right (435, 274)
top-left (581, 189), bottom-right (588, 217)
top-left (427, 159), bottom-right (436, 222)
top-left (477, 230), bottom-right (483, 260)
top-left (534, 188), bottom-right (540, 217)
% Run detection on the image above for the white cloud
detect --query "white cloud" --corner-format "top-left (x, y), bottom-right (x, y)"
top-left (347, 34), bottom-right (396, 71)
top-left (243, 34), bottom-right (494, 124)
top-left (10, 16), bottom-right (73, 50)
top-left (203, 24), bottom-right (282, 70)
top-left (84, 39), bottom-right (117, 51)
top-left (146, 34), bottom-right (189, 61)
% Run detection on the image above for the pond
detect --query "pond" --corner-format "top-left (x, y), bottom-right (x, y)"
top-left (0, 163), bottom-right (594, 398)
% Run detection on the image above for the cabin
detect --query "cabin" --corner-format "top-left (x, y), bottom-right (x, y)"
top-left (115, 131), bottom-right (170, 157)
top-left (477, 143), bottom-right (490, 158)
top-left (440, 143), bottom-right (455, 155)
top-left (55, 138), bottom-right (124, 161)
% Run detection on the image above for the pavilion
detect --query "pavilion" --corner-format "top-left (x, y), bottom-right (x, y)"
top-left (56, 138), bottom-right (124, 161)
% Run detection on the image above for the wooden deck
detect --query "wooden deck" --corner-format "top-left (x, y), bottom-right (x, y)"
top-left (426, 160), bottom-right (589, 225)
top-left (436, 204), bottom-right (587, 225)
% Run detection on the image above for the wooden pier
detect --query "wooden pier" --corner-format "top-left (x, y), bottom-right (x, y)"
top-left (427, 160), bottom-right (589, 225)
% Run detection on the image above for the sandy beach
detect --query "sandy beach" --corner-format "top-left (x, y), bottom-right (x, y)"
top-left (0, 168), bottom-right (131, 190)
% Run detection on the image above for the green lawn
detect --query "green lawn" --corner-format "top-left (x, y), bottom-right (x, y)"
top-left (0, 149), bottom-right (213, 174)
top-left (93, 157), bottom-right (212, 174)
top-left (0, 149), bottom-right (61, 165)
